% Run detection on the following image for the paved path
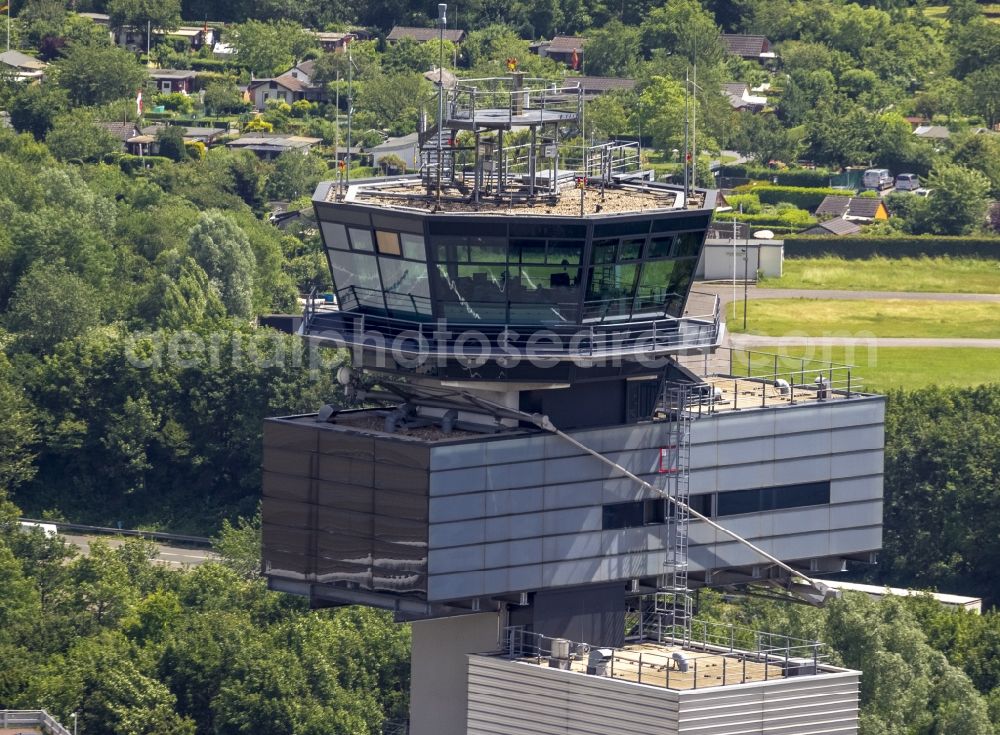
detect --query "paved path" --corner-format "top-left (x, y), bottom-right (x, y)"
top-left (62, 533), bottom-right (218, 568)
top-left (729, 335), bottom-right (1000, 348)
top-left (700, 283), bottom-right (1000, 306)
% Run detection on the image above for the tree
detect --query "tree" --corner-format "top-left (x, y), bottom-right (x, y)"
top-left (918, 164), bottom-right (991, 236)
top-left (230, 20), bottom-right (316, 77)
top-left (5, 260), bottom-right (102, 353)
top-left (640, 0), bottom-right (723, 66)
top-left (950, 133), bottom-right (1000, 199)
top-left (582, 20), bottom-right (641, 78)
top-left (731, 111), bottom-right (797, 165)
top-left (356, 72), bottom-right (428, 136)
top-left (52, 43), bottom-right (147, 107)
top-left (264, 151), bottom-right (329, 201)
top-left (156, 126), bottom-right (186, 162)
top-left (186, 212), bottom-right (256, 319)
top-left (9, 83), bottom-right (70, 140)
top-left (203, 80), bottom-right (247, 116)
top-left (803, 98), bottom-right (875, 168)
top-left (107, 0), bottom-right (181, 49)
top-left (637, 76), bottom-right (687, 152)
top-left (45, 113), bottom-right (121, 163)
top-left (963, 65), bottom-right (1000, 129)
top-left (586, 91), bottom-right (632, 142)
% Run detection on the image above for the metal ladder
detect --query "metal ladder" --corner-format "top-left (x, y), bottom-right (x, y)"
top-left (657, 384), bottom-right (694, 643)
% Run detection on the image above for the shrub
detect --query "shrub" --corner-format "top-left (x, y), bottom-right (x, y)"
top-left (119, 155), bottom-right (173, 174)
top-left (718, 164), bottom-right (833, 188)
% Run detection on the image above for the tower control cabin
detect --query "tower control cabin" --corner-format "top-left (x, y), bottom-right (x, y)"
top-left (261, 73), bottom-right (882, 735)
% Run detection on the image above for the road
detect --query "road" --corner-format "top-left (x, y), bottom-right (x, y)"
top-left (701, 284), bottom-right (1000, 306)
top-left (61, 532), bottom-right (218, 568)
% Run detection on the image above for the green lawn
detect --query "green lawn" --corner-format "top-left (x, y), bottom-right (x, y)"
top-left (758, 256), bottom-right (1000, 294)
top-left (736, 346), bottom-right (1000, 391)
top-left (729, 298), bottom-right (1000, 339)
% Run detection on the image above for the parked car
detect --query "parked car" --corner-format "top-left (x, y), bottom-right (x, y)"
top-left (895, 173), bottom-right (920, 191)
top-left (863, 168), bottom-right (893, 190)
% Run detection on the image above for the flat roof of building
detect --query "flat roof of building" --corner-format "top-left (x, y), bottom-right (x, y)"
top-left (325, 178), bottom-right (703, 216)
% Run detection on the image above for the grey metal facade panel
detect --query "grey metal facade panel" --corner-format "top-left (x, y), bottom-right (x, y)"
top-left (421, 397), bottom-right (884, 600)
top-left (467, 655), bottom-right (858, 735)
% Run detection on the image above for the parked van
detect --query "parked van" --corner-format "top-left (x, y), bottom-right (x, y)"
top-left (863, 168), bottom-right (893, 190)
top-left (19, 520), bottom-right (58, 537)
top-left (895, 173), bottom-right (920, 191)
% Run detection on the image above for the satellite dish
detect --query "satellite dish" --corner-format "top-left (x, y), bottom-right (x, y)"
top-left (337, 366), bottom-right (353, 386)
top-left (753, 229), bottom-right (775, 240)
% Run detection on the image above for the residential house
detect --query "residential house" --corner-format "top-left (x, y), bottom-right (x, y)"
top-left (531, 35), bottom-right (587, 67)
top-left (0, 50), bottom-right (47, 81)
top-left (565, 76), bottom-right (636, 97)
top-left (226, 134), bottom-right (322, 160)
top-left (149, 69), bottom-right (196, 94)
top-left (386, 26), bottom-right (466, 44)
top-left (159, 26), bottom-right (216, 50)
top-left (913, 124), bottom-right (950, 141)
top-left (98, 122), bottom-right (142, 152)
top-left (800, 217), bottom-right (863, 236)
top-left (368, 132), bottom-right (420, 172)
top-left (126, 124), bottom-right (229, 155)
top-left (722, 82), bottom-right (767, 111)
top-left (815, 195), bottom-right (889, 222)
top-left (312, 30), bottom-right (354, 52)
top-left (720, 34), bottom-right (775, 61)
top-left (248, 60), bottom-right (326, 109)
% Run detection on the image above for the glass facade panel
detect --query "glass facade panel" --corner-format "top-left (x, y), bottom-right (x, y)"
top-left (376, 230), bottom-right (401, 255)
top-left (648, 235), bottom-right (675, 259)
top-left (379, 257), bottom-right (431, 316)
top-left (634, 260), bottom-right (676, 315)
top-left (330, 251), bottom-right (383, 309)
top-left (400, 233), bottom-right (426, 260)
top-left (584, 263), bottom-right (639, 320)
top-left (676, 231), bottom-right (702, 257)
top-left (348, 227), bottom-right (374, 251)
top-left (321, 221), bottom-right (350, 250)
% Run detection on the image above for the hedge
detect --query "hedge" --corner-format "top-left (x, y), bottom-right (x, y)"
top-left (745, 185), bottom-right (844, 211)
top-left (783, 236), bottom-right (1000, 259)
top-left (715, 210), bottom-right (816, 229)
top-left (717, 164), bottom-right (833, 188)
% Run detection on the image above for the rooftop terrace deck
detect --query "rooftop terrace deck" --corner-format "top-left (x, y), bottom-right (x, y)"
top-left (501, 617), bottom-right (838, 693)
top-left (326, 178), bottom-right (704, 215)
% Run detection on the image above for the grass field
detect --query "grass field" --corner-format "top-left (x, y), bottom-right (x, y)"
top-left (925, 4), bottom-right (1000, 21)
top-left (758, 256), bottom-right (1000, 294)
top-left (728, 298), bottom-right (1000, 338)
top-left (737, 345), bottom-right (1000, 391)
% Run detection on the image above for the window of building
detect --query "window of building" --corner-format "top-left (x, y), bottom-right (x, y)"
top-left (375, 230), bottom-right (401, 256)
top-left (321, 222), bottom-right (350, 250)
top-left (329, 251), bottom-right (383, 310)
top-left (715, 481), bottom-right (831, 517)
top-left (348, 227), bottom-right (374, 251)
top-left (602, 499), bottom-right (667, 530)
top-left (400, 233), bottom-right (426, 260)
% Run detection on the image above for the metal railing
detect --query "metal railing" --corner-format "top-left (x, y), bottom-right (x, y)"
top-left (503, 618), bottom-right (828, 691)
top-left (302, 293), bottom-right (722, 360)
top-left (449, 77), bottom-right (582, 125)
top-left (678, 347), bottom-right (863, 414)
top-left (0, 710), bottom-right (73, 735)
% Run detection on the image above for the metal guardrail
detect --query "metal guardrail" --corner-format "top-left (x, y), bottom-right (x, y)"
top-left (19, 518), bottom-right (212, 548)
top-left (0, 710), bottom-right (72, 735)
top-left (302, 290), bottom-right (722, 360)
top-left (504, 617), bottom-right (827, 691)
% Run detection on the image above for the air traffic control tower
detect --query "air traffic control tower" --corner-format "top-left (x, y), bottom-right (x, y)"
top-left (261, 68), bottom-right (883, 735)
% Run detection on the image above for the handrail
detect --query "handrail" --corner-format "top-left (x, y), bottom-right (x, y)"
top-left (19, 518), bottom-right (212, 547)
top-left (501, 619), bottom-right (827, 690)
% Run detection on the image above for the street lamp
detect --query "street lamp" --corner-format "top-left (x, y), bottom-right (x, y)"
top-left (70, 712), bottom-right (78, 735)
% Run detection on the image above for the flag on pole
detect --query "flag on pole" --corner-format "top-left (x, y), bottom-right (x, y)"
top-left (571, 48), bottom-right (579, 71)
top-left (136, 89), bottom-right (143, 117)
